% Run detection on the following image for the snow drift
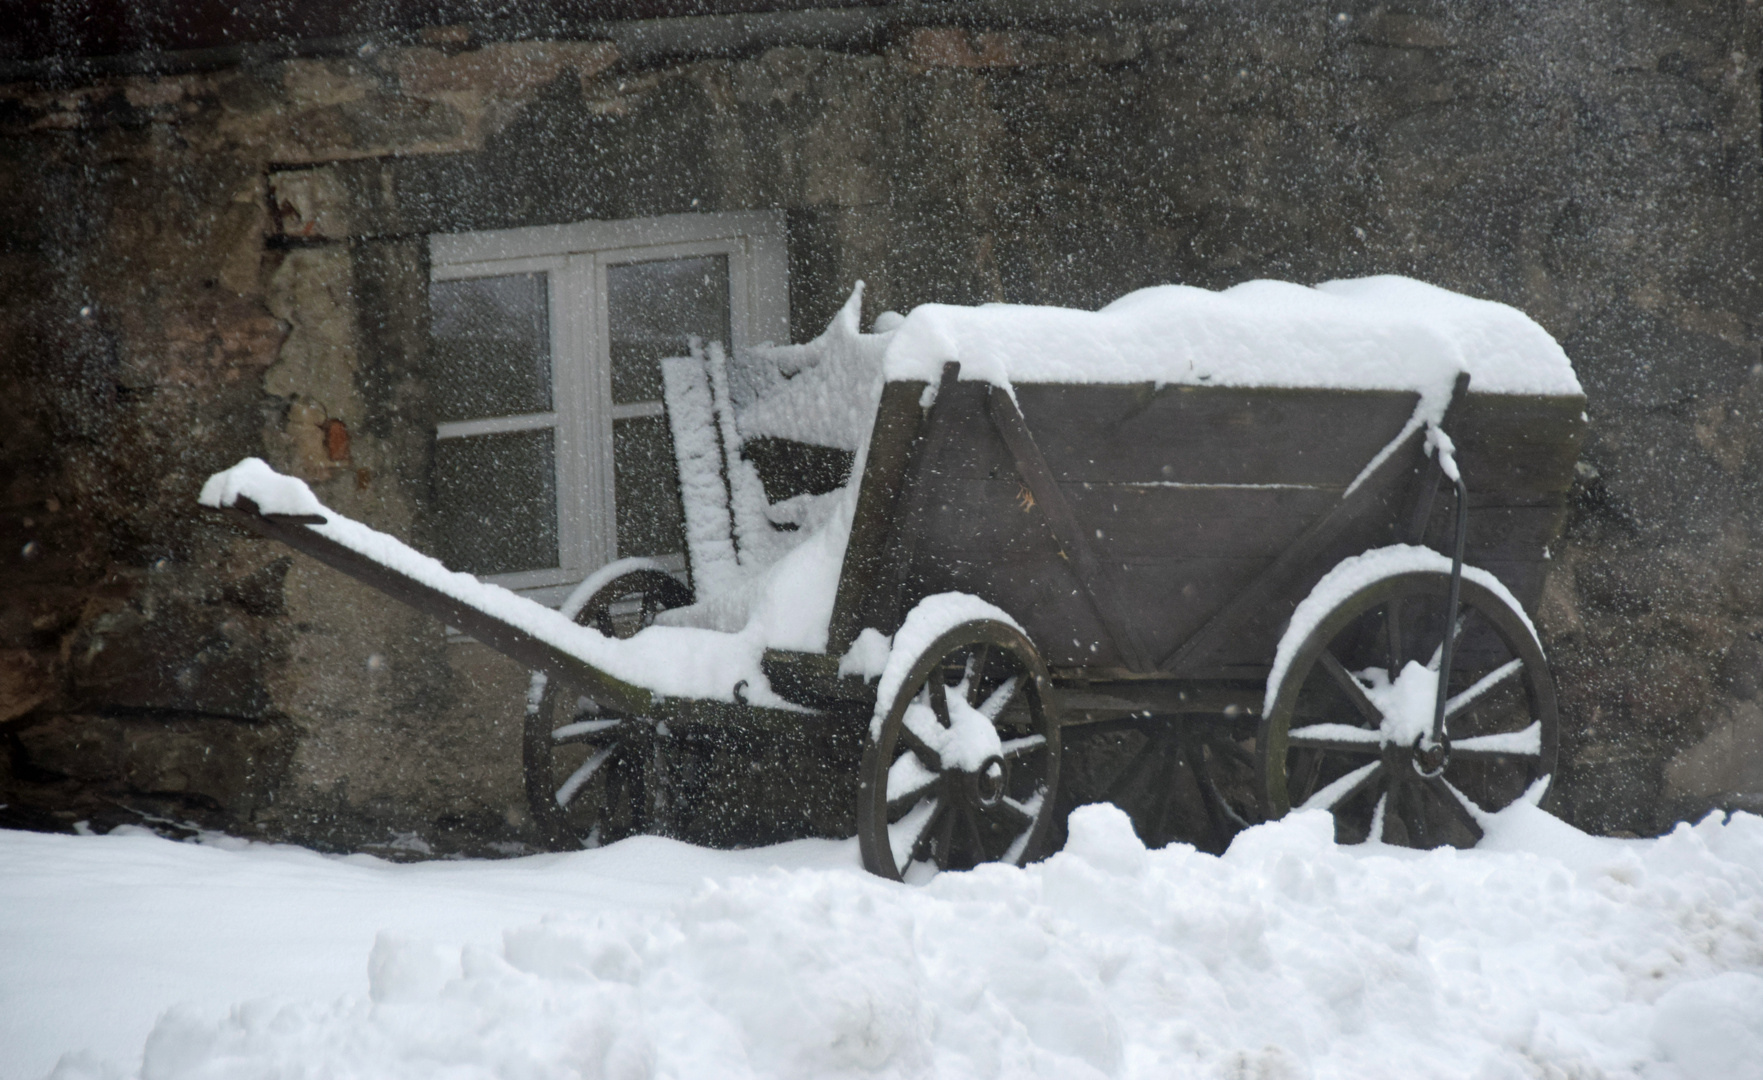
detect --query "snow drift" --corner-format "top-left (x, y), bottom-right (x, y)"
top-left (13, 803), bottom-right (1761, 1080)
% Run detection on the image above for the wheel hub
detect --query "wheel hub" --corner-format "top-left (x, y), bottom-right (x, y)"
top-left (970, 754), bottom-right (1007, 805)
top-left (1411, 733), bottom-right (1450, 778)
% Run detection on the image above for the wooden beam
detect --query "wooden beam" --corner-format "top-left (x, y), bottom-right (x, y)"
top-left (214, 498), bottom-right (657, 719)
top-left (862, 362), bottom-right (965, 638)
top-left (824, 377), bottom-right (932, 654)
top-left (985, 385), bottom-right (1155, 672)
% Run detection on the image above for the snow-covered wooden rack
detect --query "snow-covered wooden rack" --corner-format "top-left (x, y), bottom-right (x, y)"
top-left (204, 277), bottom-right (1588, 880)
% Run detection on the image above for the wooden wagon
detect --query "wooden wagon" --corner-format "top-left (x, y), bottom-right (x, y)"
top-left (204, 277), bottom-right (1585, 880)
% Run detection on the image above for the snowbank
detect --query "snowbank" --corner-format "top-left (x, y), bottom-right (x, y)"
top-left (13, 804), bottom-right (1762, 1080)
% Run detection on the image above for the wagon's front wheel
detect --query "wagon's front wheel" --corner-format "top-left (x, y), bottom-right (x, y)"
top-left (1258, 551), bottom-right (1558, 848)
top-left (858, 604), bottom-right (1062, 882)
top-left (524, 562), bottom-right (691, 850)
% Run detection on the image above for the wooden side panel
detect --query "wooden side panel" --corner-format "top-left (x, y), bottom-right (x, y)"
top-left (1449, 393), bottom-right (1588, 497)
top-left (986, 384), bottom-right (1420, 486)
top-left (824, 379), bottom-right (929, 654)
top-left (854, 380), bottom-right (1584, 673)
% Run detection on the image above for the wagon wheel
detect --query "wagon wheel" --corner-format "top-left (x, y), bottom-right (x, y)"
top-left (1259, 565), bottom-right (1558, 848)
top-left (524, 565), bottom-right (692, 850)
top-left (858, 618), bottom-right (1062, 881)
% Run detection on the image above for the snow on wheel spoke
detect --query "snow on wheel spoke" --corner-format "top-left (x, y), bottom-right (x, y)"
top-left (1300, 760), bottom-right (1382, 811)
top-left (1426, 775), bottom-right (1485, 841)
top-left (1451, 721), bottom-right (1542, 757)
top-left (1288, 723), bottom-right (1383, 755)
top-left (551, 718), bottom-right (622, 743)
top-left (999, 790), bottom-right (1044, 864)
top-left (889, 797), bottom-right (940, 870)
top-left (554, 745), bottom-right (616, 807)
top-left (886, 752), bottom-right (939, 808)
top-left (1436, 774), bottom-right (1495, 828)
top-left (1444, 659), bottom-right (1525, 722)
top-left (975, 676), bottom-right (1019, 720)
top-left (1000, 734), bottom-right (1045, 760)
top-left (1368, 791), bottom-right (1389, 842)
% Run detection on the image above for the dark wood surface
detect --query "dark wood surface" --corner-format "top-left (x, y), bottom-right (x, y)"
top-left (824, 377), bottom-right (930, 655)
top-left (850, 380), bottom-right (1585, 674)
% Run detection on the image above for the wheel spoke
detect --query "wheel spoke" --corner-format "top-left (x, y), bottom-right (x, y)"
top-left (1424, 775), bottom-right (1485, 843)
top-left (1386, 596), bottom-right (1405, 671)
top-left (551, 718), bottom-right (623, 745)
top-left (1381, 777), bottom-right (1407, 844)
top-left (1399, 780), bottom-right (1431, 848)
top-left (1318, 651), bottom-right (1384, 726)
top-left (928, 673), bottom-right (953, 728)
top-left (932, 800), bottom-right (957, 870)
top-left (886, 752), bottom-right (941, 812)
top-left (1289, 747), bottom-right (1325, 806)
top-left (965, 645), bottom-right (993, 708)
top-left (555, 744), bottom-right (617, 808)
top-left (897, 713), bottom-right (945, 772)
top-left (961, 801), bottom-right (989, 863)
top-left (985, 795), bottom-right (1035, 835)
top-left (1208, 735), bottom-right (1256, 770)
top-left (1288, 723), bottom-right (1384, 756)
top-left (1369, 791), bottom-right (1389, 841)
top-left (1000, 733), bottom-right (1045, 760)
top-left (1300, 760), bottom-right (1383, 811)
top-left (1451, 722), bottom-right (1542, 757)
top-left (999, 791), bottom-right (1045, 864)
top-left (1444, 659), bottom-right (1525, 723)
top-left (893, 797), bottom-right (942, 869)
top-left (976, 676), bottom-right (1020, 721)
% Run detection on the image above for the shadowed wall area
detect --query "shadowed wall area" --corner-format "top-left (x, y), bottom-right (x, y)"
top-left (1, 1), bottom-right (1758, 853)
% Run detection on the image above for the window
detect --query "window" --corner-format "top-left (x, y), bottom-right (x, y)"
top-left (426, 211), bottom-right (788, 604)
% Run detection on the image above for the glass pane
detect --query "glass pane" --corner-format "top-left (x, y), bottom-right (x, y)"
top-left (613, 415), bottom-right (686, 559)
top-left (607, 255), bottom-right (730, 405)
top-left (429, 273), bottom-right (552, 422)
top-left (431, 429), bottom-right (558, 576)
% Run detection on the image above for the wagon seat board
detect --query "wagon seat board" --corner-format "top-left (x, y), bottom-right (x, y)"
top-left (826, 276), bottom-right (1585, 685)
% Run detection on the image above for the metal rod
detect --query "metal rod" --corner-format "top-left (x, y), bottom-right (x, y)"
top-left (1429, 472), bottom-right (1469, 746)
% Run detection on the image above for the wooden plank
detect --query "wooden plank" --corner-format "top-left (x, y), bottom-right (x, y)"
top-left (215, 500), bottom-right (657, 719)
top-left (974, 384), bottom-right (1423, 487)
top-left (825, 378), bottom-right (931, 654)
top-left (1450, 393), bottom-right (1587, 494)
top-left (761, 649), bottom-right (876, 709)
top-left (985, 385), bottom-right (1156, 671)
top-left (865, 364), bottom-right (966, 639)
top-left (923, 478), bottom-right (1340, 561)
top-left (905, 551), bottom-right (1276, 668)
top-left (1158, 418), bottom-right (1426, 675)
top-left (934, 384), bottom-right (1584, 495)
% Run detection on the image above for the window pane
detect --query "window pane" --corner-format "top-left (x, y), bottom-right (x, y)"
top-left (432, 429), bottom-right (558, 576)
top-left (607, 255), bottom-right (730, 405)
top-left (429, 273), bottom-right (552, 422)
top-left (613, 415), bottom-right (687, 559)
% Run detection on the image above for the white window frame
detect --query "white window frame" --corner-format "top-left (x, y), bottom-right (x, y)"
top-left (428, 210), bottom-right (789, 606)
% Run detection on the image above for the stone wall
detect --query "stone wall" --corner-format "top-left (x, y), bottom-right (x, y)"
top-left (1, 1), bottom-right (1757, 851)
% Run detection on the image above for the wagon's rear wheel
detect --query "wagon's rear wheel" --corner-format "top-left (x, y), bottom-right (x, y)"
top-left (524, 564), bottom-right (691, 850)
top-left (858, 615), bottom-right (1062, 882)
top-left (1259, 562), bottom-right (1558, 848)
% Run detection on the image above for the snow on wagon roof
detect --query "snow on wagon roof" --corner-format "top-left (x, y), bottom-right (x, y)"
top-left (880, 275), bottom-right (1583, 405)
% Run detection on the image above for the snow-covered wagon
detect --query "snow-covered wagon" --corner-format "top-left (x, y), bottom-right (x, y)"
top-left (201, 276), bottom-right (1585, 880)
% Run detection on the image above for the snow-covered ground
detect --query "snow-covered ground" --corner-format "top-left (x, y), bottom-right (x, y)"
top-left (5, 804), bottom-right (1761, 1080)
